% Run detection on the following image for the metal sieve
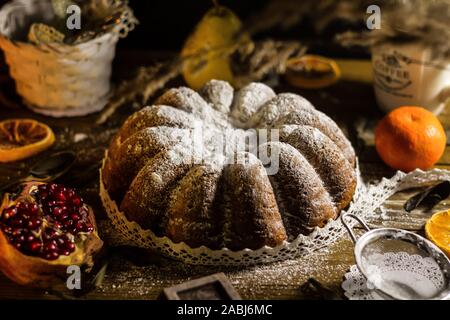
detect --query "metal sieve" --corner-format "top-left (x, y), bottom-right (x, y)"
top-left (342, 212), bottom-right (450, 300)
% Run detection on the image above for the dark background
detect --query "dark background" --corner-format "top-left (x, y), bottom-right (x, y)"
top-left (0, 0), bottom-right (369, 57)
top-left (0, 0), bottom-right (268, 51)
top-left (121, 0), bottom-right (267, 51)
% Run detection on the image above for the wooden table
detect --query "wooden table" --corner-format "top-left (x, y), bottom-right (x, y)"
top-left (0, 51), bottom-right (449, 300)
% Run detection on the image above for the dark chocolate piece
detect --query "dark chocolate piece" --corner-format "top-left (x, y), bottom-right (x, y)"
top-left (162, 273), bottom-right (241, 300)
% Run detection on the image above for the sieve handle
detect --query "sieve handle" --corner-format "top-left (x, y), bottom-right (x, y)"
top-left (341, 213), bottom-right (371, 243)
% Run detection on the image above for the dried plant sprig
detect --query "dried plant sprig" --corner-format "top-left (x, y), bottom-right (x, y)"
top-left (335, 0), bottom-right (450, 59)
top-left (234, 40), bottom-right (306, 87)
top-left (247, 0), bottom-right (450, 59)
top-left (97, 33), bottom-right (250, 124)
top-left (96, 60), bottom-right (181, 125)
top-left (244, 0), bottom-right (367, 35)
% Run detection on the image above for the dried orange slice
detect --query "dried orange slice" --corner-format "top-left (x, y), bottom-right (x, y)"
top-left (425, 209), bottom-right (450, 257)
top-left (284, 55), bottom-right (341, 89)
top-left (0, 119), bottom-right (55, 163)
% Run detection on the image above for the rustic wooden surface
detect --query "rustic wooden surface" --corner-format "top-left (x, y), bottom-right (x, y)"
top-left (0, 51), bottom-right (449, 300)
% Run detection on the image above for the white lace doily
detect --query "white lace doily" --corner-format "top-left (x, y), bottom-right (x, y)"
top-left (342, 252), bottom-right (447, 300)
top-left (342, 265), bottom-right (386, 300)
top-left (99, 150), bottom-right (450, 266)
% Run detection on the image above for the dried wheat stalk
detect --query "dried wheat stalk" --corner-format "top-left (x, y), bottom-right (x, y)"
top-left (96, 61), bottom-right (181, 125)
top-left (234, 40), bottom-right (305, 87)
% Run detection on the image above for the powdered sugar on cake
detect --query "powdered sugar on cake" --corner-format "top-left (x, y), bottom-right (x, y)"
top-left (102, 80), bottom-right (357, 250)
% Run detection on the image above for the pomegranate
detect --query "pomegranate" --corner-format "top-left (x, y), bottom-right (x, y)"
top-left (0, 182), bottom-right (103, 287)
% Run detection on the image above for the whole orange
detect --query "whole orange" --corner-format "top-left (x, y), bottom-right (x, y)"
top-left (375, 106), bottom-right (446, 172)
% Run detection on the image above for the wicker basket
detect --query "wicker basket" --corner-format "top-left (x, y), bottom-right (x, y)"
top-left (0, 0), bottom-right (133, 117)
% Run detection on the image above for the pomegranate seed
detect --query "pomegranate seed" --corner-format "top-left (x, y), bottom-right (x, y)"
top-left (65, 242), bottom-right (76, 251)
top-left (60, 250), bottom-right (71, 256)
top-left (29, 204), bottom-right (39, 215)
top-left (60, 213), bottom-right (69, 221)
top-left (39, 190), bottom-right (49, 200)
top-left (27, 241), bottom-right (42, 253)
top-left (66, 190), bottom-right (75, 199)
top-left (14, 243), bottom-right (22, 250)
top-left (27, 218), bottom-right (42, 230)
top-left (10, 218), bottom-right (24, 228)
top-left (74, 221), bottom-right (84, 232)
top-left (26, 235), bottom-right (35, 242)
top-left (47, 201), bottom-right (57, 207)
top-left (17, 203), bottom-right (28, 211)
top-left (44, 241), bottom-right (57, 252)
top-left (63, 220), bottom-right (73, 228)
top-left (72, 197), bottom-right (82, 206)
top-left (55, 192), bottom-right (66, 202)
top-left (12, 228), bottom-right (24, 236)
top-left (2, 207), bottom-right (17, 220)
top-left (2, 226), bottom-right (12, 234)
top-left (53, 222), bottom-right (63, 229)
top-left (56, 237), bottom-right (66, 246)
top-left (52, 207), bottom-right (63, 217)
top-left (70, 213), bottom-right (80, 221)
top-left (42, 229), bottom-right (56, 240)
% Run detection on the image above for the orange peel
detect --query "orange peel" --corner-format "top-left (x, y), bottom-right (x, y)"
top-left (0, 119), bottom-right (55, 163)
top-left (284, 55), bottom-right (341, 89)
top-left (425, 209), bottom-right (450, 258)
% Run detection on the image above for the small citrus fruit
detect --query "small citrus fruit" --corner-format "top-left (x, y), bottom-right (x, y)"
top-left (425, 209), bottom-right (450, 257)
top-left (375, 106), bottom-right (446, 172)
top-left (0, 119), bottom-right (55, 163)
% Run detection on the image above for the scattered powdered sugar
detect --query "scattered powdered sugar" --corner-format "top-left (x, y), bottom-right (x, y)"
top-left (154, 105), bottom-right (198, 129)
top-left (156, 85), bottom-right (231, 131)
top-left (250, 93), bottom-right (316, 128)
top-left (155, 87), bottom-right (208, 114)
top-left (273, 108), bottom-right (355, 164)
top-left (131, 81), bottom-right (343, 172)
top-left (231, 82), bottom-right (276, 127)
top-left (200, 79), bottom-right (234, 114)
top-left (95, 240), bottom-right (352, 299)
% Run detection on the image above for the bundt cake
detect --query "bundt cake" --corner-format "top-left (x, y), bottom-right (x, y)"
top-left (102, 80), bottom-right (357, 251)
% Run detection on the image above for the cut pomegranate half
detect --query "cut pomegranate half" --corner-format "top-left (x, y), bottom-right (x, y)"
top-left (0, 182), bottom-right (103, 287)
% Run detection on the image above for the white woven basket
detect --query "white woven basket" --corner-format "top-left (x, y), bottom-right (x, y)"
top-left (0, 0), bottom-right (132, 117)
